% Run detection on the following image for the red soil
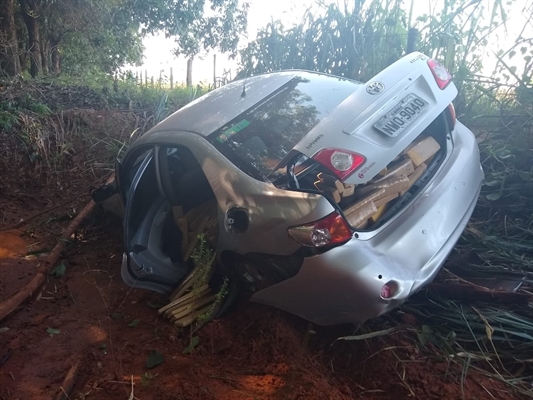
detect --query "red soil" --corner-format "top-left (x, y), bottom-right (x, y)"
top-left (0, 110), bottom-right (518, 400)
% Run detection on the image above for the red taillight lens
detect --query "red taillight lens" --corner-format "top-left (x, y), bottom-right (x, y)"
top-left (287, 212), bottom-right (352, 247)
top-left (312, 148), bottom-right (365, 181)
top-left (427, 59), bottom-right (452, 89)
top-left (447, 103), bottom-right (456, 129)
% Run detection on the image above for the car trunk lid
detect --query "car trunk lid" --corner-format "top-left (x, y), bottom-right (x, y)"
top-left (293, 52), bottom-right (457, 185)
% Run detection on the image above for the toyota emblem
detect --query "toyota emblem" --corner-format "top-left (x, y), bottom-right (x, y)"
top-left (366, 81), bottom-right (385, 95)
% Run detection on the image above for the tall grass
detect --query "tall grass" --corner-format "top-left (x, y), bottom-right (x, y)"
top-left (236, 0), bottom-right (533, 394)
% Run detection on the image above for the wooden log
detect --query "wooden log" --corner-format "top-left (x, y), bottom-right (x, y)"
top-left (429, 282), bottom-right (530, 305)
top-left (165, 288), bottom-right (212, 317)
top-left (343, 188), bottom-right (385, 216)
top-left (170, 294), bottom-right (216, 322)
top-left (175, 218), bottom-right (188, 256)
top-left (0, 173), bottom-right (116, 322)
top-left (184, 202), bottom-right (210, 226)
top-left (160, 284), bottom-right (210, 314)
top-left (174, 304), bottom-right (214, 328)
top-left (55, 359), bottom-right (81, 400)
top-left (187, 200), bottom-right (217, 230)
top-left (172, 206), bottom-right (184, 222)
top-left (370, 204), bottom-right (388, 223)
top-left (317, 172), bottom-right (345, 194)
top-left (346, 201), bottom-right (377, 227)
top-left (314, 181), bottom-right (341, 203)
top-left (354, 175), bottom-right (410, 199)
top-left (406, 136), bottom-right (440, 167)
top-left (173, 253), bottom-right (216, 299)
top-left (400, 163), bottom-right (428, 195)
top-left (342, 183), bottom-right (355, 197)
top-left (375, 194), bottom-right (399, 208)
top-left (375, 158), bottom-right (414, 182)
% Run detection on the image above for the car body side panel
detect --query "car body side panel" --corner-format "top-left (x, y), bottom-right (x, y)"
top-left (251, 121), bottom-right (484, 325)
top-left (127, 130), bottom-right (336, 256)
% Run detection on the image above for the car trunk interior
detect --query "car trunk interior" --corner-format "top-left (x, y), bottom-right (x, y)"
top-left (284, 108), bottom-right (452, 231)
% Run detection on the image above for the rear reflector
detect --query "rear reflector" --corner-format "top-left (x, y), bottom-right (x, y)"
top-left (381, 284), bottom-right (392, 299)
top-left (427, 59), bottom-right (452, 89)
top-left (287, 212), bottom-right (351, 247)
top-left (312, 148), bottom-right (365, 181)
top-left (380, 280), bottom-right (399, 299)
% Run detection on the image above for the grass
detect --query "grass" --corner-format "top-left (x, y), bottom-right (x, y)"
top-left (330, 79), bottom-right (532, 395)
top-left (0, 75), bottom-right (207, 180)
top-left (388, 105), bottom-right (533, 395)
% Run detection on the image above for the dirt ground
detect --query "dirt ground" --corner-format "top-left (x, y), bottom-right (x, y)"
top-left (0, 111), bottom-right (519, 400)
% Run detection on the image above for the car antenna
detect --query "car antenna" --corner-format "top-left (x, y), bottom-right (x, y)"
top-left (241, 79), bottom-right (247, 98)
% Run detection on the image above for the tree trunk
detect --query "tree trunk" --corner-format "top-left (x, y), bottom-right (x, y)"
top-left (41, 38), bottom-right (49, 74)
top-left (0, 0), bottom-right (21, 76)
top-left (51, 41), bottom-right (60, 75)
top-left (186, 57), bottom-right (193, 87)
top-left (20, 0), bottom-right (42, 77)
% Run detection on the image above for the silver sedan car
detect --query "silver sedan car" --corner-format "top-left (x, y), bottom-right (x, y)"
top-left (112, 52), bottom-right (483, 325)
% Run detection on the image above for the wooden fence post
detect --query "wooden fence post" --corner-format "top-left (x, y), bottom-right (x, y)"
top-left (170, 67), bottom-right (174, 89)
top-left (213, 54), bottom-right (217, 88)
top-left (406, 28), bottom-right (419, 54)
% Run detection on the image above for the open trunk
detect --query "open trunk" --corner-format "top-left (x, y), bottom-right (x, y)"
top-left (274, 53), bottom-right (458, 231)
top-left (285, 108), bottom-right (453, 230)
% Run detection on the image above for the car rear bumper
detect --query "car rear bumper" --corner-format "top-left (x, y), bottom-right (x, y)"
top-left (251, 121), bottom-right (484, 325)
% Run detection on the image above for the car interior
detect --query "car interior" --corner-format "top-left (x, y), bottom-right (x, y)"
top-left (121, 145), bottom-right (217, 292)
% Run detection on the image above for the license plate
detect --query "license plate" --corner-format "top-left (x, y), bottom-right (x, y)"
top-left (374, 94), bottom-right (429, 137)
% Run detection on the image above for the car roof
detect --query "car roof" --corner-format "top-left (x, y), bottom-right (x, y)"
top-left (149, 71), bottom-right (300, 137)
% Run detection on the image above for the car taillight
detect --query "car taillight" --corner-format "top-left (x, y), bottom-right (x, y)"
top-left (427, 59), bottom-right (452, 89)
top-left (312, 148), bottom-right (365, 181)
top-left (287, 212), bottom-right (352, 248)
top-left (447, 103), bottom-right (456, 129)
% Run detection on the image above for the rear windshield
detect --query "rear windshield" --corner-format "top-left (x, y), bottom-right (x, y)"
top-left (209, 73), bottom-right (360, 181)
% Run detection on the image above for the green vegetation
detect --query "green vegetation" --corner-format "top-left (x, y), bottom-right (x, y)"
top-left (0, 0), bottom-right (531, 395)
top-left (234, 1), bottom-right (528, 394)
top-left (0, 0), bottom-right (248, 80)
top-left (190, 234), bottom-right (229, 329)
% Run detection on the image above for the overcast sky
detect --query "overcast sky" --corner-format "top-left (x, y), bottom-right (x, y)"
top-left (139, 0), bottom-right (311, 84)
top-left (136, 0), bottom-right (532, 85)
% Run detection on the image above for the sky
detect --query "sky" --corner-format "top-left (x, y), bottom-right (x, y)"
top-left (135, 0), bottom-right (532, 85)
top-left (140, 1), bottom-right (311, 85)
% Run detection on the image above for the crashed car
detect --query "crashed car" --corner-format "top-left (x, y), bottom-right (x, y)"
top-left (111, 52), bottom-right (483, 325)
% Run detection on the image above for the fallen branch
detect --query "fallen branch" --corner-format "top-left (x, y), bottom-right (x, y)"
top-left (0, 199), bottom-right (97, 322)
top-left (55, 359), bottom-right (81, 400)
top-left (0, 193), bottom-right (90, 232)
top-left (429, 282), bottom-right (530, 305)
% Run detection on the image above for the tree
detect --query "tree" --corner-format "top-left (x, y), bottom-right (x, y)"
top-left (0, 0), bottom-right (249, 79)
top-left (18, 0), bottom-right (42, 77)
top-left (237, 2), bottom-right (407, 82)
top-left (48, 0), bottom-right (144, 76)
top-left (0, 0), bottom-right (21, 76)
top-left (130, 0), bottom-right (248, 82)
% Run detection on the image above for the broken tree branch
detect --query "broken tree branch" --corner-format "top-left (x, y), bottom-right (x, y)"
top-left (0, 174), bottom-right (114, 322)
top-left (55, 359), bottom-right (81, 400)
